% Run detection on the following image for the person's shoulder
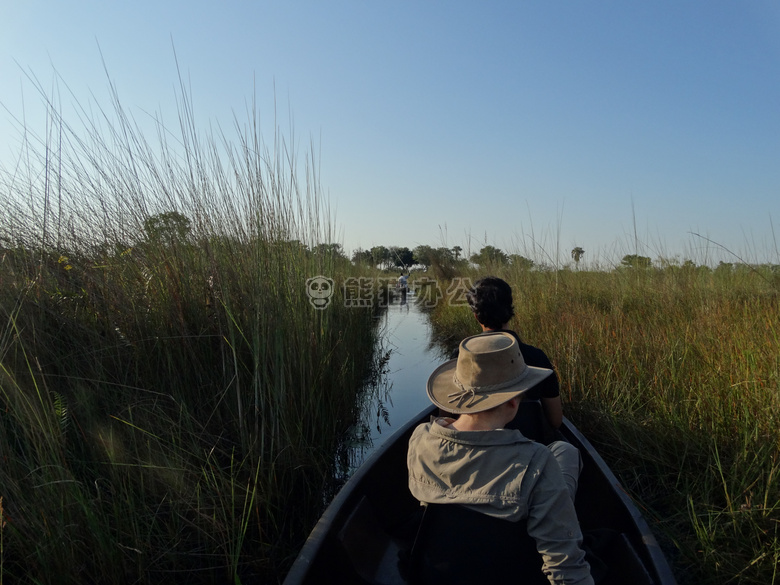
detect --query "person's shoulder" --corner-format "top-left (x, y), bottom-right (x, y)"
top-left (516, 340), bottom-right (553, 368)
top-left (408, 422), bottom-right (431, 450)
top-left (411, 420), bottom-right (433, 433)
top-left (410, 418), bottom-right (449, 437)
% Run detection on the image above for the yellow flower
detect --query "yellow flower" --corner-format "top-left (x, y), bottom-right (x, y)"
top-left (58, 255), bottom-right (73, 270)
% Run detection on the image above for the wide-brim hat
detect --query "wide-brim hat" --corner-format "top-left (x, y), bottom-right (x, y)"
top-left (427, 331), bottom-right (553, 414)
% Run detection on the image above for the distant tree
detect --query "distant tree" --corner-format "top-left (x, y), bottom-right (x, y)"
top-left (434, 247), bottom-right (454, 263)
top-left (452, 245), bottom-right (462, 260)
top-left (508, 254), bottom-right (534, 270)
top-left (620, 254), bottom-right (652, 269)
top-left (430, 247), bottom-right (457, 278)
top-left (656, 256), bottom-right (679, 270)
top-left (289, 239), bottom-right (310, 252)
top-left (390, 246), bottom-right (415, 270)
top-left (715, 261), bottom-right (734, 275)
top-left (370, 245), bottom-right (391, 269)
top-left (413, 245), bottom-right (436, 270)
top-left (351, 248), bottom-right (373, 265)
top-left (313, 243), bottom-right (346, 259)
top-left (470, 245), bottom-right (508, 267)
top-left (144, 211), bottom-right (191, 245)
top-left (571, 247), bottom-right (584, 267)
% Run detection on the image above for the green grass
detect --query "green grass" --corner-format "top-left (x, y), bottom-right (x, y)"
top-left (0, 74), bottom-right (384, 583)
top-left (427, 263), bottom-right (780, 584)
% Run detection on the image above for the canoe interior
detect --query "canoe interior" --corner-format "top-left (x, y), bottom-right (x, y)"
top-left (284, 405), bottom-right (676, 585)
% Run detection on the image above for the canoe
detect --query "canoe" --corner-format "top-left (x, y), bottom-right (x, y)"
top-left (283, 404), bottom-right (677, 585)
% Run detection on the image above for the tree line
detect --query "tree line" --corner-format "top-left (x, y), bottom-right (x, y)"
top-left (136, 214), bottom-right (779, 275)
top-left (349, 244), bottom-right (541, 271)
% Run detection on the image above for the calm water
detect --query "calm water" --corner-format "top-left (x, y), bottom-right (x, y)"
top-left (346, 292), bottom-right (448, 470)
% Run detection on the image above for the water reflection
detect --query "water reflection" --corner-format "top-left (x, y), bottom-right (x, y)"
top-left (338, 292), bottom-right (448, 478)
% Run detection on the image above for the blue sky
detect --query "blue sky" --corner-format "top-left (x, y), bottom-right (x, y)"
top-left (2, 1), bottom-right (779, 266)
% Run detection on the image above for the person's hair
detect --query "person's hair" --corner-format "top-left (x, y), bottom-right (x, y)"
top-left (466, 277), bottom-right (514, 330)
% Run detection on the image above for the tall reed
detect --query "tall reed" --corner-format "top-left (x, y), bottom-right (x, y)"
top-left (0, 73), bottom-right (378, 583)
top-left (428, 262), bottom-right (779, 584)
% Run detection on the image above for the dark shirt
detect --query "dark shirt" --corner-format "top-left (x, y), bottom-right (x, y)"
top-left (513, 339), bottom-right (560, 400)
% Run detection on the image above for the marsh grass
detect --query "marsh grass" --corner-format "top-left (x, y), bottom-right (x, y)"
top-left (428, 263), bottom-right (780, 584)
top-left (0, 73), bottom-right (382, 583)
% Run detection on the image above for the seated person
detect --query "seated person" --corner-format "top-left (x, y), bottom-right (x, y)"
top-left (408, 331), bottom-right (592, 584)
top-left (460, 276), bottom-right (562, 441)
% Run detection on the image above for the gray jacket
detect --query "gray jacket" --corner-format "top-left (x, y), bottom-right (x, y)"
top-left (407, 418), bottom-right (594, 585)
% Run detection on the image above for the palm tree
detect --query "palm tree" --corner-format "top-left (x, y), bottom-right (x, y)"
top-left (452, 245), bottom-right (462, 261)
top-left (571, 247), bottom-right (584, 267)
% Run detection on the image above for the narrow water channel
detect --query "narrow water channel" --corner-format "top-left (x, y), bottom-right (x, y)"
top-left (347, 292), bottom-right (448, 470)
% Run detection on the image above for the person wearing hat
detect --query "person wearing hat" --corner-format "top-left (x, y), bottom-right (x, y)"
top-left (463, 276), bottom-right (563, 442)
top-left (407, 331), bottom-right (592, 584)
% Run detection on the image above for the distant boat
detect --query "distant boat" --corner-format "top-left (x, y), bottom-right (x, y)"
top-left (284, 404), bottom-right (677, 585)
